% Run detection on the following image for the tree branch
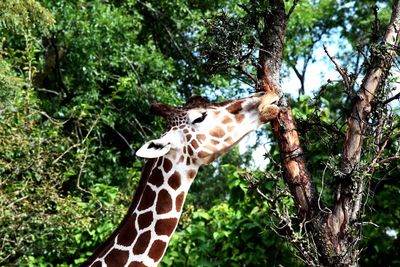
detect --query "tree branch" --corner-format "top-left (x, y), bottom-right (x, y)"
top-left (235, 64), bottom-right (258, 84)
top-left (382, 91), bottom-right (400, 105)
top-left (324, 0), bottom-right (400, 264)
top-left (287, 0), bottom-right (299, 19)
top-left (257, 0), bottom-right (287, 93)
top-left (342, 0), bottom-right (400, 176)
top-left (257, 1), bottom-right (400, 265)
top-left (323, 44), bottom-right (354, 96)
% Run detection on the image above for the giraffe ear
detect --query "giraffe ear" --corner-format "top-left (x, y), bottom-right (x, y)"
top-left (136, 138), bottom-right (172, 158)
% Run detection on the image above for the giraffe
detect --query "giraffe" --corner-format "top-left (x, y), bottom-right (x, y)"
top-left (81, 91), bottom-right (280, 267)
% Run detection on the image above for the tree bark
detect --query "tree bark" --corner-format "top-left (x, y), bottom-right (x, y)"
top-left (257, 0), bottom-right (400, 266)
top-left (257, 0), bottom-right (318, 225)
top-left (326, 1), bottom-right (400, 265)
top-left (257, 0), bottom-right (287, 93)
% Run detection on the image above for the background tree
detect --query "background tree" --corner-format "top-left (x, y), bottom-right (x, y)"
top-left (0, 0), bottom-right (399, 266)
top-left (200, 0), bottom-right (400, 266)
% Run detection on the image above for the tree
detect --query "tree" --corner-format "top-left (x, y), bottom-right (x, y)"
top-left (1, 0), bottom-right (399, 266)
top-left (202, 0), bottom-right (400, 266)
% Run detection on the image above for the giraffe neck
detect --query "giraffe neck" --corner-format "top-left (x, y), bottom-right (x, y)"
top-left (82, 154), bottom-right (199, 267)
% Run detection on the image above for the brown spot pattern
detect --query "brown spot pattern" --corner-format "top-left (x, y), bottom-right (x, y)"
top-left (227, 125), bottom-right (234, 132)
top-left (178, 155), bottom-right (185, 163)
top-left (186, 157), bottom-right (191, 165)
top-left (224, 136), bottom-right (234, 144)
top-left (196, 134), bottom-right (206, 142)
top-left (226, 101), bottom-right (243, 114)
top-left (156, 189), bottom-right (173, 214)
top-left (138, 186), bottom-right (156, 211)
top-left (168, 171), bottom-right (181, 190)
top-left (117, 214), bottom-right (137, 246)
top-left (187, 145), bottom-right (193, 155)
top-left (191, 139), bottom-right (199, 149)
top-left (105, 249), bottom-right (129, 266)
top-left (235, 114), bottom-right (245, 123)
top-left (204, 145), bottom-right (218, 152)
top-left (187, 169), bottom-right (197, 179)
top-left (148, 168), bottom-right (163, 187)
top-left (138, 211), bottom-right (153, 229)
top-left (209, 127), bottom-right (225, 138)
top-left (186, 134), bottom-right (192, 141)
top-left (198, 151), bottom-right (209, 158)
top-left (155, 218), bottom-right (178, 236)
top-left (222, 116), bottom-right (233, 124)
top-left (163, 158), bottom-right (173, 173)
top-left (211, 139), bottom-right (220, 145)
top-left (148, 240), bottom-right (167, 262)
top-left (132, 231), bottom-right (151, 254)
top-left (176, 192), bottom-right (185, 212)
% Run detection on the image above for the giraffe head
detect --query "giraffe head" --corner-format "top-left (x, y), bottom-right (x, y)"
top-left (136, 92), bottom-right (280, 165)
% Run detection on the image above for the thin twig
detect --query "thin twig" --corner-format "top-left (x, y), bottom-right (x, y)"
top-left (370, 139), bottom-right (389, 167)
top-left (318, 164), bottom-right (333, 214)
top-left (77, 147), bottom-right (91, 195)
top-left (6, 196), bottom-right (28, 208)
top-left (74, 147), bottom-right (104, 215)
top-left (36, 88), bottom-right (60, 95)
top-left (235, 64), bottom-right (257, 84)
top-left (52, 117), bottom-right (99, 163)
top-left (323, 44), bottom-right (354, 96)
top-left (357, 47), bottom-right (371, 66)
top-left (377, 155), bottom-right (400, 164)
top-left (112, 128), bottom-right (135, 155)
top-left (52, 143), bottom-right (80, 164)
top-left (39, 111), bottom-right (69, 125)
top-left (123, 55), bottom-right (142, 86)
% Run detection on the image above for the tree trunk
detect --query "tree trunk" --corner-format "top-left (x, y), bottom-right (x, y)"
top-left (257, 0), bottom-right (400, 266)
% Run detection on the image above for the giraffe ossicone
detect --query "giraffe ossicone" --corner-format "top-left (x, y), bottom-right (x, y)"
top-left (82, 91), bottom-right (280, 267)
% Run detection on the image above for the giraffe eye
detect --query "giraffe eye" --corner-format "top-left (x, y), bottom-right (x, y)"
top-left (192, 112), bottom-right (207, 124)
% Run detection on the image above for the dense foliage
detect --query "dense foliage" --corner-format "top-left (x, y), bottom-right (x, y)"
top-left (0, 0), bottom-right (399, 266)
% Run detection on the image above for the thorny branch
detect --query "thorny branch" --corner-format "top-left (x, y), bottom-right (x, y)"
top-left (240, 169), bottom-right (319, 265)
